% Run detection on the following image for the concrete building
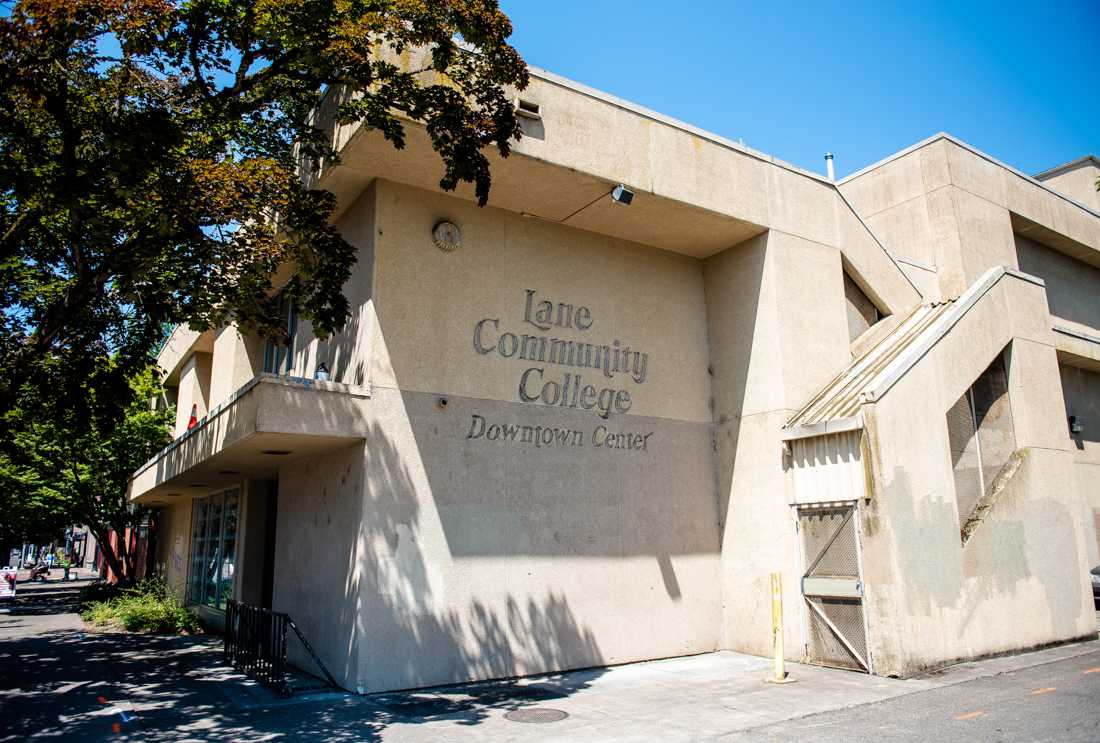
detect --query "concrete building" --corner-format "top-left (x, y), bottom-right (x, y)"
top-left (129, 65), bottom-right (1100, 692)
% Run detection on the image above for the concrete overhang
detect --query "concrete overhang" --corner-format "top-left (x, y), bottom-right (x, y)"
top-left (129, 374), bottom-right (369, 504)
top-left (1010, 213), bottom-right (1100, 271)
top-left (1053, 320), bottom-right (1100, 374)
top-left (304, 68), bottom-right (845, 258)
top-left (1033, 155), bottom-right (1100, 181)
top-left (320, 123), bottom-right (765, 258)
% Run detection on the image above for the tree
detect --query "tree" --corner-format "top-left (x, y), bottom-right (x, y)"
top-left (2, 365), bottom-right (173, 582)
top-left (2, 0), bottom-right (526, 402)
top-left (0, 0), bottom-right (527, 548)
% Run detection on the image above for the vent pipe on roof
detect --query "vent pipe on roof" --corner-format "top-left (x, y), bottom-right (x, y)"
top-left (825, 153), bottom-right (835, 181)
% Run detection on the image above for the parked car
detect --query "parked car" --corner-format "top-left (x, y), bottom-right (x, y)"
top-left (1092, 564), bottom-right (1100, 606)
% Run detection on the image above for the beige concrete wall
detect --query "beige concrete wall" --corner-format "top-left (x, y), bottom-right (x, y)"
top-left (268, 165), bottom-right (936, 688)
top-left (138, 68), bottom-right (1100, 686)
top-left (1038, 160), bottom-right (1100, 213)
top-left (360, 178), bottom-right (722, 689)
top-left (272, 179), bottom-right (728, 692)
top-left (157, 326), bottom-right (213, 384)
top-left (369, 180), bottom-right (713, 422)
top-left (173, 352), bottom-right (212, 437)
top-left (272, 444), bottom-right (366, 688)
top-left (355, 387), bottom-right (719, 692)
top-left (860, 276), bottom-right (1095, 675)
top-left (842, 137), bottom-right (1100, 304)
top-left (238, 124), bottom-right (1099, 686)
top-left (209, 326), bottom-right (265, 409)
top-left (704, 228), bottom-right (853, 660)
top-left (834, 192), bottom-right (923, 311)
top-left (1016, 234), bottom-right (1100, 332)
top-left (840, 140), bottom-right (1020, 299)
top-left (843, 140), bottom-right (1100, 650)
top-left (294, 183), bottom-right (378, 387)
top-left (154, 500), bottom-right (193, 599)
top-left (839, 138), bottom-right (952, 274)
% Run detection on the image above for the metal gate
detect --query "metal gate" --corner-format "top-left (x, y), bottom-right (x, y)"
top-left (798, 504), bottom-right (870, 672)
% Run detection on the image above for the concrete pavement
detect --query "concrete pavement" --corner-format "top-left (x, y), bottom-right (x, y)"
top-left (1, 579), bottom-right (1098, 741)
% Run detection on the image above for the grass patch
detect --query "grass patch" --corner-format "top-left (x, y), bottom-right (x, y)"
top-left (81, 577), bottom-right (200, 634)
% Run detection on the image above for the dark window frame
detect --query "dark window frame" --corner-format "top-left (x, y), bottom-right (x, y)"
top-left (262, 293), bottom-right (297, 375)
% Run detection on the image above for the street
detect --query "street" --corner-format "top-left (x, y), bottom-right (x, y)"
top-left (727, 649), bottom-right (1100, 742)
top-left (1, 578), bottom-right (1098, 742)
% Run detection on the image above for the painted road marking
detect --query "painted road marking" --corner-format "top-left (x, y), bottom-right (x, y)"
top-left (954, 711), bottom-right (985, 720)
top-left (1031, 687), bottom-right (1056, 695)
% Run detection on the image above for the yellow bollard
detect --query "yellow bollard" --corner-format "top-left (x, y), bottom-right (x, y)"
top-left (765, 571), bottom-right (796, 684)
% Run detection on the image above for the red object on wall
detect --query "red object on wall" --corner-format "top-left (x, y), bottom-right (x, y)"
top-left (187, 404), bottom-right (198, 430)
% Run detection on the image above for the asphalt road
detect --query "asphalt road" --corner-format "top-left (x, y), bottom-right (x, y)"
top-left (729, 647), bottom-right (1100, 742)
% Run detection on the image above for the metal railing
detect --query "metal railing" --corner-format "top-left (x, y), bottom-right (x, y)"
top-left (224, 600), bottom-right (338, 695)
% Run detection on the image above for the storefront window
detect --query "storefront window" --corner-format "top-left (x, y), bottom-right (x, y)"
top-left (186, 489), bottom-right (239, 610)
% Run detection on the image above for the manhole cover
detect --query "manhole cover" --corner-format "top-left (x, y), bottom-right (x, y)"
top-left (504, 707), bottom-right (569, 724)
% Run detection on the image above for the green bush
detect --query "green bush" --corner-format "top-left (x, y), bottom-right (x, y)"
top-left (81, 577), bottom-right (200, 634)
top-left (79, 579), bottom-right (123, 610)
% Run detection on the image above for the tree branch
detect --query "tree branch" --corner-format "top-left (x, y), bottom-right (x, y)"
top-left (1, 210), bottom-right (33, 250)
top-left (188, 18), bottom-right (212, 99)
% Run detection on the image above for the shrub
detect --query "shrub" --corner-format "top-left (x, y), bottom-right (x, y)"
top-left (81, 577), bottom-right (200, 634)
top-left (79, 579), bottom-right (122, 610)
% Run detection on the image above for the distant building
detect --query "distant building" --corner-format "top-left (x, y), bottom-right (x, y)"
top-left (129, 65), bottom-right (1099, 692)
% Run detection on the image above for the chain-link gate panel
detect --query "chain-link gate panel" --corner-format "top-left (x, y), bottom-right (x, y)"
top-left (799, 505), bottom-right (869, 672)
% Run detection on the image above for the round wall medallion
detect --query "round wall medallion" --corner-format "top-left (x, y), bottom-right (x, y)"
top-left (433, 221), bottom-right (461, 252)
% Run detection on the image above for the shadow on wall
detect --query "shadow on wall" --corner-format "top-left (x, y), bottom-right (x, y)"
top-left (1015, 233), bottom-right (1100, 332)
top-left (276, 411), bottom-right (606, 697)
top-left (308, 296), bottom-right (371, 387)
top-left (360, 416), bottom-right (604, 691)
top-left (704, 233), bottom-right (767, 541)
top-left (152, 370), bottom-right (607, 701)
top-left (1059, 364), bottom-right (1100, 451)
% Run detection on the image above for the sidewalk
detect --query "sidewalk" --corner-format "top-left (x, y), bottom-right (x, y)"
top-left (2, 580), bottom-right (1098, 742)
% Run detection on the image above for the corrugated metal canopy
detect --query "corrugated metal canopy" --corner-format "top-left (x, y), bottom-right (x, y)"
top-left (782, 266), bottom-right (1045, 439)
top-left (784, 301), bottom-right (954, 430)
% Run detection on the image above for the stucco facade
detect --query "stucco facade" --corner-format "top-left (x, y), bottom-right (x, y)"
top-left (131, 66), bottom-right (1099, 691)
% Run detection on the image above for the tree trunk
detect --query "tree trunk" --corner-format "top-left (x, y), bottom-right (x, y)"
top-left (123, 529), bottom-right (137, 583)
top-left (91, 525), bottom-right (133, 588)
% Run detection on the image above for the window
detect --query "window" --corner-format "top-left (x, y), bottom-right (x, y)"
top-left (262, 293), bottom-right (297, 375)
top-left (946, 351), bottom-right (1015, 530)
top-left (187, 490), bottom-right (239, 610)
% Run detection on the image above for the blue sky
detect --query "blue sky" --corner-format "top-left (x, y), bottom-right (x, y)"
top-left (500, 1), bottom-right (1099, 180)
